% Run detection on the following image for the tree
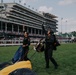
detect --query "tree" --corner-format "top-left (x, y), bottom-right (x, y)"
top-left (71, 31), bottom-right (76, 37)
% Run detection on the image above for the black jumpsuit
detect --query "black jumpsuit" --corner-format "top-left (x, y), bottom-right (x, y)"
top-left (42, 25), bottom-right (58, 68)
top-left (22, 37), bottom-right (30, 61)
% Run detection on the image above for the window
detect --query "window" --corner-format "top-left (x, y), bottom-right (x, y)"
top-left (36, 29), bottom-right (38, 34)
top-left (0, 6), bottom-right (4, 8)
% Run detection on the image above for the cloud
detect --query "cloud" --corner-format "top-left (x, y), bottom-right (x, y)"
top-left (38, 6), bottom-right (53, 13)
top-left (58, 0), bottom-right (76, 5)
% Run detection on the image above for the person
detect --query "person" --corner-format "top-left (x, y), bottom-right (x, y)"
top-left (21, 31), bottom-right (30, 61)
top-left (42, 24), bottom-right (58, 69)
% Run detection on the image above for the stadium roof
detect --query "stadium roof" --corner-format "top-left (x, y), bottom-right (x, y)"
top-left (43, 13), bottom-right (58, 18)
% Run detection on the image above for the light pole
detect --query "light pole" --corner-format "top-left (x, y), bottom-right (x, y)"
top-left (66, 20), bottom-right (67, 33)
top-left (61, 18), bottom-right (63, 34)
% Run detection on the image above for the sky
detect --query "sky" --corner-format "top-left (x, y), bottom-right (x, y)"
top-left (0, 0), bottom-right (76, 33)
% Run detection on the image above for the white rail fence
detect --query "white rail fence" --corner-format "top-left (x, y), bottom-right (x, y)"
top-left (0, 38), bottom-right (74, 46)
top-left (0, 39), bottom-right (39, 46)
top-left (0, 40), bottom-right (23, 46)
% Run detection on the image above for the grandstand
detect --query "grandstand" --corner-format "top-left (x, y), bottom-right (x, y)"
top-left (0, 3), bottom-right (58, 45)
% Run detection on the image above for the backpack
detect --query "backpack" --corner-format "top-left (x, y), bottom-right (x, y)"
top-left (53, 35), bottom-right (60, 50)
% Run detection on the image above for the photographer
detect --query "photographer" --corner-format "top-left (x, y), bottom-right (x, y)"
top-left (42, 24), bottom-right (58, 69)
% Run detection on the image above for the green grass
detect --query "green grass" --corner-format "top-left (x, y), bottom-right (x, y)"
top-left (0, 43), bottom-right (76, 75)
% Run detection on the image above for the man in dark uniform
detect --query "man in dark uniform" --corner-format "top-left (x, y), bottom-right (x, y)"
top-left (22, 31), bottom-right (30, 61)
top-left (42, 24), bottom-right (58, 69)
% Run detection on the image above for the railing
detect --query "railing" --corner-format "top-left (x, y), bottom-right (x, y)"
top-left (0, 39), bottom-right (22, 46)
top-left (0, 39), bottom-right (41, 46)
